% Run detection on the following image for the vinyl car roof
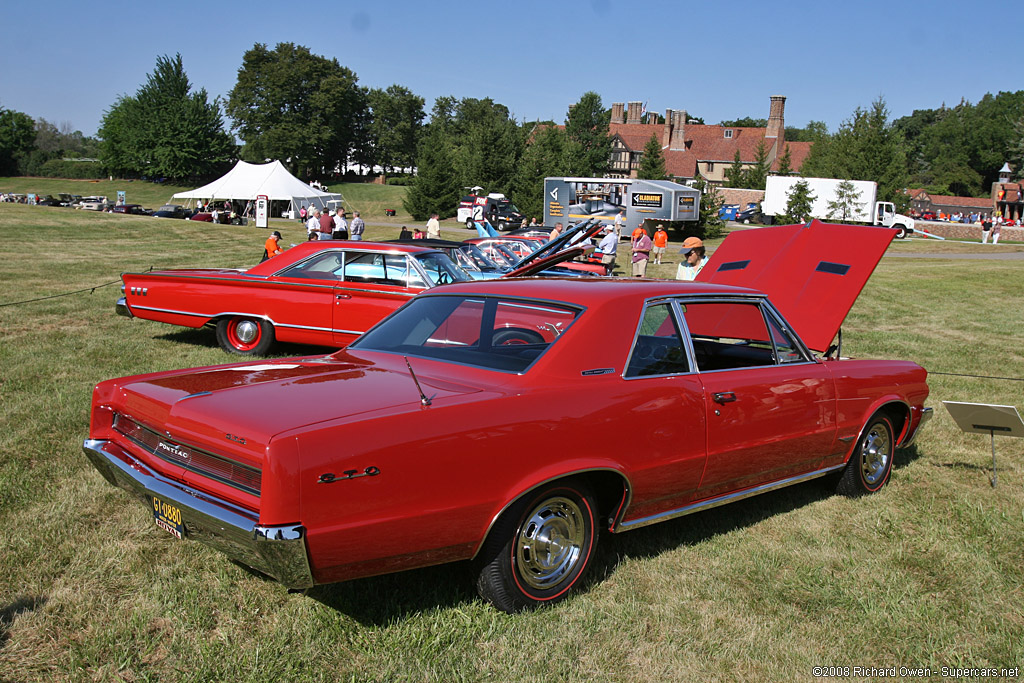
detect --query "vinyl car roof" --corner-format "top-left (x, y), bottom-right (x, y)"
top-left (246, 240), bottom-right (444, 275)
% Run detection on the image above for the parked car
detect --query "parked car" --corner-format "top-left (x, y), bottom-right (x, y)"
top-left (117, 236), bottom-right (588, 355)
top-left (387, 238), bottom-right (507, 279)
top-left (77, 196), bottom-right (111, 211)
top-left (920, 211), bottom-right (936, 221)
top-left (83, 222), bottom-right (932, 613)
top-left (467, 235), bottom-right (607, 277)
top-left (111, 204), bottom-right (150, 216)
top-left (152, 204), bottom-right (188, 219)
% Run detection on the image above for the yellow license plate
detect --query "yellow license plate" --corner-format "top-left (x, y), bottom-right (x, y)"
top-left (152, 496), bottom-right (184, 539)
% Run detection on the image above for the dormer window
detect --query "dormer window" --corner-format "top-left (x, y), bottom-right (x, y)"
top-left (724, 129), bottom-right (733, 139)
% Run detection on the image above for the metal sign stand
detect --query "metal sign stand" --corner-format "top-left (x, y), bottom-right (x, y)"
top-left (943, 401), bottom-right (1024, 487)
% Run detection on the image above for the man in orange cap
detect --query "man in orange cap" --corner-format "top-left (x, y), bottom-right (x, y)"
top-left (675, 236), bottom-right (707, 281)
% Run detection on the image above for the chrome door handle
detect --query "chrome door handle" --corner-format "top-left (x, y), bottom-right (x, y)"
top-left (713, 391), bottom-right (737, 404)
top-left (336, 294), bottom-right (351, 300)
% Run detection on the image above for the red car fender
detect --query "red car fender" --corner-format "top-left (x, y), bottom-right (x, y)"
top-left (471, 460), bottom-right (631, 559)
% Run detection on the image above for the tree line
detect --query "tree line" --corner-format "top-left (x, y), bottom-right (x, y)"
top-left (4, 42), bottom-right (1024, 215)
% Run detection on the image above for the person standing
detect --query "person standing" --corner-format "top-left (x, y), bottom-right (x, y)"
top-left (306, 207), bottom-right (321, 238)
top-left (425, 212), bottom-right (441, 239)
top-left (318, 210), bottom-right (335, 240)
top-left (598, 226), bottom-right (618, 275)
top-left (549, 222), bottom-right (563, 240)
top-left (350, 211), bottom-right (365, 241)
top-left (675, 237), bottom-right (708, 281)
top-left (614, 210), bottom-right (625, 239)
top-left (631, 227), bottom-right (652, 277)
top-left (652, 225), bottom-right (668, 265)
top-left (333, 211), bottom-right (348, 239)
top-left (631, 223), bottom-right (645, 246)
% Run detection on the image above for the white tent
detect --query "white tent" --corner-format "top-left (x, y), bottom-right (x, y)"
top-left (172, 160), bottom-right (342, 217)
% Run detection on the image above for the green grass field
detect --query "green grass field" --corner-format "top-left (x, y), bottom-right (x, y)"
top-left (1, 204), bottom-right (1022, 681)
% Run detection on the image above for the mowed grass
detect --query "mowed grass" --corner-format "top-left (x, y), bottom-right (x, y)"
top-left (1, 204), bottom-right (1022, 681)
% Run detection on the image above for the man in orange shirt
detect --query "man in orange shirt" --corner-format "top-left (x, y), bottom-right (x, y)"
top-left (631, 224), bottom-right (645, 245)
top-left (263, 231), bottom-right (284, 262)
top-left (652, 225), bottom-right (668, 264)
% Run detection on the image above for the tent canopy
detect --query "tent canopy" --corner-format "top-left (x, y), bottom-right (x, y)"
top-left (172, 160), bottom-right (342, 215)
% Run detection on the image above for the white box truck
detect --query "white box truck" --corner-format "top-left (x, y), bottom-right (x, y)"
top-left (762, 176), bottom-right (915, 238)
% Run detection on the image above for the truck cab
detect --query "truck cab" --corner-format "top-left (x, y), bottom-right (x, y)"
top-left (457, 193), bottom-right (524, 231)
top-left (874, 202), bottom-right (914, 239)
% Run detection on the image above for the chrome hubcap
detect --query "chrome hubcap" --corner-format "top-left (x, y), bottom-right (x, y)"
top-left (861, 425), bottom-right (891, 485)
top-left (235, 320), bottom-right (259, 344)
top-left (515, 496), bottom-right (585, 590)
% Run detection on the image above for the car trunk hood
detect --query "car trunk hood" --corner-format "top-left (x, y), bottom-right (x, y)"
top-left (116, 358), bottom-right (483, 453)
top-left (696, 220), bottom-right (895, 352)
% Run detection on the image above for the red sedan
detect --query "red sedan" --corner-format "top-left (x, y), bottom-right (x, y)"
top-left (85, 222), bottom-right (931, 612)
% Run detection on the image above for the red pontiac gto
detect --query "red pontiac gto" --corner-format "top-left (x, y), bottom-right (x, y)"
top-left (84, 222), bottom-right (932, 612)
top-left (117, 222), bottom-right (603, 355)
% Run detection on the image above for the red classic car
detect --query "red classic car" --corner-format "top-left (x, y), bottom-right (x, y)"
top-left (118, 224), bottom-right (602, 355)
top-left (85, 222), bottom-right (932, 613)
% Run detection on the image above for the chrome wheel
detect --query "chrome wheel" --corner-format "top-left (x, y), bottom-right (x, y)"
top-left (860, 424), bottom-right (891, 486)
top-left (515, 496), bottom-right (586, 591)
top-left (836, 414), bottom-right (895, 496)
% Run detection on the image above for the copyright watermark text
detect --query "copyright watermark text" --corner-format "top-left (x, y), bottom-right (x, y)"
top-left (812, 666), bottom-right (1019, 678)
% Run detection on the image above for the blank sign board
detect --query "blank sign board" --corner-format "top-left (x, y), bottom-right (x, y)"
top-left (942, 401), bottom-right (1024, 437)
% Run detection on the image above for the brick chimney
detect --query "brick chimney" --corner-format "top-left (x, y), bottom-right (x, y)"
top-left (627, 101), bottom-right (643, 124)
top-left (766, 95), bottom-right (786, 140)
top-left (611, 102), bottom-right (625, 124)
top-left (663, 108), bottom-right (674, 147)
top-left (670, 110), bottom-right (687, 150)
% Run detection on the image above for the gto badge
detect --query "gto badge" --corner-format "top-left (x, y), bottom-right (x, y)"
top-left (318, 466), bottom-right (380, 483)
top-left (225, 433), bottom-right (247, 445)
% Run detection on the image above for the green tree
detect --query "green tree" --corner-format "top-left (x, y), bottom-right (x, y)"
top-left (826, 179), bottom-right (864, 221)
top-left (802, 97), bottom-right (908, 202)
top-left (744, 140), bottom-right (771, 190)
top-left (510, 123), bottom-right (567, 221)
top-left (99, 54), bottom-right (233, 180)
top-left (782, 180), bottom-right (815, 223)
top-left (719, 116), bottom-right (766, 128)
top-left (636, 134), bottom-right (666, 180)
top-left (564, 91), bottom-right (611, 176)
top-left (366, 85), bottom-right (425, 174)
top-left (775, 144), bottom-right (794, 176)
top-left (784, 120), bottom-right (829, 142)
top-left (404, 124), bottom-right (460, 221)
top-left (723, 150), bottom-right (745, 188)
top-left (450, 97), bottom-right (524, 194)
top-left (691, 177), bottom-right (724, 240)
top-left (0, 107), bottom-right (37, 176)
top-left (227, 43), bottom-right (365, 179)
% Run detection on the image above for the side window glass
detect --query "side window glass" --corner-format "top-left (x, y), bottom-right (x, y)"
top-left (684, 302), bottom-right (776, 371)
top-left (277, 252), bottom-right (344, 280)
top-left (766, 314), bottom-right (805, 363)
top-left (625, 303), bottom-right (690, 377)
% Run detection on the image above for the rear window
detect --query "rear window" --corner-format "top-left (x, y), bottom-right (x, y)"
top-left (350, 295), bottom-right (580, 373)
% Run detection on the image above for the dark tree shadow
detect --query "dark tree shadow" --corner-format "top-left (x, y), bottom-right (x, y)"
top-left (0, 596), bottom-right (47, 649)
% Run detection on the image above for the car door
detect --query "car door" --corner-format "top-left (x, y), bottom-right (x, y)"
top-left (267, 249), bottom-right (349, 346)
top-left (680, 299), bottom-right (837, 499)
top-left (617, 300), bottom-right (708, 521)
top-left (333, 251), bottom-right (420, 345)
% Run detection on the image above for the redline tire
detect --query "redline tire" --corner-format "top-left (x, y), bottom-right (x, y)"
top-left (216, 317), bottom-right (275, 356)
top-left (836, 414), bottom-right (895, 496)
top-left (474, 480), bottom-right (598, 613)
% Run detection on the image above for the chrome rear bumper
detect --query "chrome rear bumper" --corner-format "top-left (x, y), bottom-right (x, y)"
top-left (115, 297), bottom-right (133, 318)
top-left (82, 438), bottom-right (313, 589)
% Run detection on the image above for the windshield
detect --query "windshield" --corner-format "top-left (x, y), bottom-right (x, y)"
top-left (459, 244), bottom-right (504, 272)
top-left (498, 200), bottom-right (521, 214)
top-left (350, 294), bottom-right (581, 373)
top-left (414, 252), bottom-right (474, 286)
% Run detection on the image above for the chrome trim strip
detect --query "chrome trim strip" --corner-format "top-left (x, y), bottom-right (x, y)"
top-left (82, 438), bottom-right (313, 589)
top-left (613, 463), bottom-right (847, 533)
top-left (900, 406), bottom-right (933, 448)
top-left (126, 305), bottom-right (363, 337)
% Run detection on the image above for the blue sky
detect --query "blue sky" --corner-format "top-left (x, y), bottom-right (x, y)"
top-left (0, 0), bottom-right (1008, 138)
